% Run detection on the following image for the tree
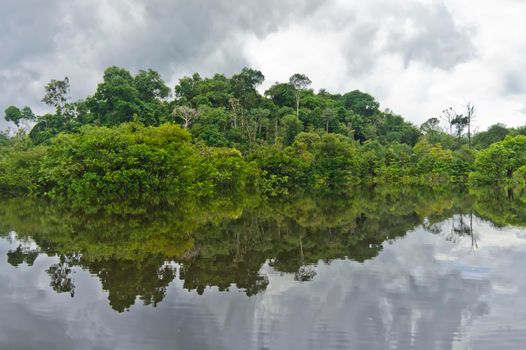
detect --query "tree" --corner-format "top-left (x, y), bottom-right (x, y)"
top-left (228, 97), bottom-right (243, 129)
top-left (465, 102), bottom-right (476, 148)
top-left (87, 67), bottom-right (143, 125)
top-left (231, 67), bottom-right (264, 109)
top-left (439, 107), bottom-right (457, 135)
top-left (265, 82), bottom-right (295, 108)
top-left (471, 135), bottom-right (526, 183)
top-left (172, 106), bottom-right (199, 128)
top-left (4, 106), bottom-right (35, 127)
top-left (310, 133), bottom-right (359, 189)
top-left (0, 131), bottom-right (10, 147)
top-left (322, 107), bottom-right (337, 132)
top-left (175, 73), bottom-right (201, 102)
top-left (21, 107), bottom-right (36, 123)
top-left (42, 77), bottom-right (70, 114)
top-left (4, 106), bottom-right (22, 126)
top-left (282, 114), bottom-right (303, 146)
top-left (134, 69), bottom-right (170, 101)
top-left (184, 73), bottom-right (232, 108)
top-left (420, 117), bottom-right (441, 135)
top-left (342, 90), bottom-right (379, 117)
top-left (289, 73), bottom-right (312, 119)
top-left (451, 114), bottom-right (468, 141)
top-left (472, 123), bottom-right (509, 149)
top-left (240, 108), bottom-right (270, 150)
top-left (413, 139), bottom-right (453, 178)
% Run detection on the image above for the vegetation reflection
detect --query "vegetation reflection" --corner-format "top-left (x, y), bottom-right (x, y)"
top-left (1, 186), bottom-right (525, 312)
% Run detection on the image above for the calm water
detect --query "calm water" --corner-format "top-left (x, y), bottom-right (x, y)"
top-left (1, 187), bottom-right (526, 349)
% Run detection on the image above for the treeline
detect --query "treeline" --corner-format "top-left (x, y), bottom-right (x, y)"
top-left (2, 66), bottom-right (526, 201)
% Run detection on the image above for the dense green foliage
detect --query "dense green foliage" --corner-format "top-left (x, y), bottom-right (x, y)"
top-left (1, 123), bottom-right (256, 202)
top-left (2, 66), bottom-right (526, 200)
top-left (470, 135), bottom-right (526, 185)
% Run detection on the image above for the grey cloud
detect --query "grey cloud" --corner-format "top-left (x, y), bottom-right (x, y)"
top-left (0, 1), bottom-right (500, 130)
top-left (384, 2), bottom-right (477, 70)
top-left (0, 0), bottom-right (323, 128)
top-left (501, 52), bottom-right (526, 106)
top-left (342, 23), bottom-right (380, 75)
top-left (0, 1), bottom-right (63, 68)
top-left (503, 52), bottom-right (526, 96)
top-left (340, 2), bottom-right (476, 76)
top-left (504, 74), bottom-right (525, 95)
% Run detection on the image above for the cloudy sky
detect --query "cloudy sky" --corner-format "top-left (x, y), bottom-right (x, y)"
top-left (1, 0), bottom-right (526, 130)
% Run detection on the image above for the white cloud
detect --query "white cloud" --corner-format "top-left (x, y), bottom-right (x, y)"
top-left (247, 0), bottom-right (526, 129)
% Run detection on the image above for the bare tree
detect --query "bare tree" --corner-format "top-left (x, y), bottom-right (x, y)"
top-left (172, 106), bottom-right (199, 128)
top-left (465, 102), bottom-right (476, 148)
top-left (439, 107), bottom-right (457, 135)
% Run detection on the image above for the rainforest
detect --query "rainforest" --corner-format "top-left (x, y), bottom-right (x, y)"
top-left (2, 67), bottom-right (526, 203)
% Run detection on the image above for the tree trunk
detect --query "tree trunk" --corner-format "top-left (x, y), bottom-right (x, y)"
top-left (299, 233), bottom-right (304, 264)
top-left (469, 211), bottom-right (477, 250)
top-left (296, 94), bottom-right (300, 119)
top-left (468, 120), bottom-right (471, 148)
top-left (274, 118), bottom-right (278, 145)
top-left (232, 114), bottom-right (237, 129)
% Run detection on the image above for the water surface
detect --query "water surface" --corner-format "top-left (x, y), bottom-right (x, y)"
top-left (1, 187), bottom-right (526, 349)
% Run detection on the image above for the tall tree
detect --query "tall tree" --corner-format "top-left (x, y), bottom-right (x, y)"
top-left (465, 102), bottom-right (476, 148)
top-left (174, 73), bottom-right (201, 103)
top-left (134, 69), bottom-right (170, 101)
top-left (440, 107), bottom-right (457, 135)
top-left (451, 114), bottom-right (468, 141)
top-left (289, 73), bottom-right (311, 119)
top-left (231, 67), bottom-right (264, 109)
top-left (4, 106), bottom-right (35, 127)
top-left (264, 82), bottom-right (295, 108)
top-left (87, 67), bottom-right (143, 125)
top-left (342, 90), bottom-right (379, 116)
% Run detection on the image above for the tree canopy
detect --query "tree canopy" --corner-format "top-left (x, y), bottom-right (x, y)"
top-left (2, 66), bottom-right (526, 200)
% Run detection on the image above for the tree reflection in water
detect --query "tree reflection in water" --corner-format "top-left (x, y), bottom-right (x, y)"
top-left (0, 186), bottom-right (524, 312)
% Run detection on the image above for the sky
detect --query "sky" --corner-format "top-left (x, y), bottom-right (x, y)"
top-left (1, 0), bottom-right (526, 131)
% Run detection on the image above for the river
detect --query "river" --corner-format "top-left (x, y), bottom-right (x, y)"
top-left (1, 187), bottom-right (525, 349)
